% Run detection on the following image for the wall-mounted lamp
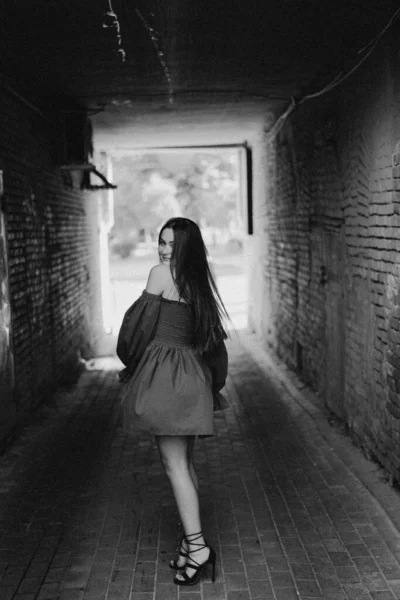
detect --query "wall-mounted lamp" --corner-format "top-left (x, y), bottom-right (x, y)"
top-left (60, 163), bottom-right (117, 191)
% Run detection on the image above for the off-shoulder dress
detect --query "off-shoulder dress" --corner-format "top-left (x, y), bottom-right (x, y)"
top-left (117, 290), bottom-right (228, 436)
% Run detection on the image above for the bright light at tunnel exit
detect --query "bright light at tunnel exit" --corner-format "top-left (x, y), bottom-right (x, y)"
top-left (104, 145), bottom-right (250, 334)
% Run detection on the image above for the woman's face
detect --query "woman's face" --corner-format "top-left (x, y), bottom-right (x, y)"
top-left (158, 227), bottom-right (174, 264)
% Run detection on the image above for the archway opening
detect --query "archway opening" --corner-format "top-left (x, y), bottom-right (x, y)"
top-left (107, 144), bottom-right (250, 336)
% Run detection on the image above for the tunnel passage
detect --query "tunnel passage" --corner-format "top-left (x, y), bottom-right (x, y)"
top-left (0, 1), bottom-right (400, 489)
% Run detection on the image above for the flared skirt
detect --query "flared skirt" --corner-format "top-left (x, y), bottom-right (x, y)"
top-left (120, 340), bottom-right (214, 436)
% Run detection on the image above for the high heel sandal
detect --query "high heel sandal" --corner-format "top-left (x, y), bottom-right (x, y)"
top-left (173, 531), bottom-right (216, 586)
top-left (169, 521), bottom-right (188, 570)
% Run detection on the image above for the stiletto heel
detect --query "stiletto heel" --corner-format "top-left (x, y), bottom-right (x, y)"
top-left (173, 531), bottom-right (216, 586)
top-left (209, 547), bottom-right (216, 582)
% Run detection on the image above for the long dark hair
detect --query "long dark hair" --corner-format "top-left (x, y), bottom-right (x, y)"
top-left (158, 217), bottom-right (228, 353)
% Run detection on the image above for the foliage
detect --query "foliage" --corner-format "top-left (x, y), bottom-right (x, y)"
top-left (174, 153), bottom-right (238, 227)
top-left (110, 150), bottom-right (240, 244)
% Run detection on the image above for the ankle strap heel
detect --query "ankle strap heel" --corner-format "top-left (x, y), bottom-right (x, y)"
top-left (173, 531), bottom-right (216, 586)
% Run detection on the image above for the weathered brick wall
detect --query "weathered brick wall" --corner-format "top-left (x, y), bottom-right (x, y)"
top-left (252, 33), bottom-right (400, 480)
top-left (342, 43), bottom-right (400, 476)
top-left (0, 88), bottom-right (93, 441)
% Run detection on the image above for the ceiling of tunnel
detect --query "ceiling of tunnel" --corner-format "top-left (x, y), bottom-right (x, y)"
top-left (0, 0), bottom-right (399, 148)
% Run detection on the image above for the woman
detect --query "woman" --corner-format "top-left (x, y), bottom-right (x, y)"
top-left (117, 217), bottom-right (229, 586)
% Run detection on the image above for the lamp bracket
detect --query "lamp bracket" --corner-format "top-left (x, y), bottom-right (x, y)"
top-left (59, 163), bottom-right (117, 190)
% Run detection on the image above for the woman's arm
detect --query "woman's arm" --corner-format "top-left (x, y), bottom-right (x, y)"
top-left (116, 288), bottom-right (163, 379)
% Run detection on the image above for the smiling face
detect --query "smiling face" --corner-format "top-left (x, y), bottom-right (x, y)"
top-left (158, 227), bottom-right (174, 264)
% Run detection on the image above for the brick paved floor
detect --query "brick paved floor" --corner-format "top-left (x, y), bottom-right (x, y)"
top-left (1, 333), bottom-right (400, 600)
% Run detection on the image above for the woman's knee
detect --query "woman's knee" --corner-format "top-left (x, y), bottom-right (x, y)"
top-left (157, 436), bottom-right (189, 477)
top-left (162, 454), bottom-right (189, 478)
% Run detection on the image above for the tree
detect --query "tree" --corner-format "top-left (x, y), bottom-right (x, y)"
top-left (169, 152), bottom-right (239, 228)
top-left (110, 150), bottom-right (240, 243)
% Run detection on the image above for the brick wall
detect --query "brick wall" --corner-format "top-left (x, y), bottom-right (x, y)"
top-left (0, 88), bottom-right (94, 442)
top-left (251, 33), bottom-right (400, 481)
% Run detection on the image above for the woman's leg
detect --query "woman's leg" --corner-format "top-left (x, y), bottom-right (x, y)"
top-left (164, 435), bottom-right (198, 568)
top-left (187, 435), bottom-right (199, 491)
top-left (156, 435), bottom-right (209, 578)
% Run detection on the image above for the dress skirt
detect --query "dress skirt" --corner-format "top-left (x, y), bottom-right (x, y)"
top-left (120, 297), bottom-right (215, 436)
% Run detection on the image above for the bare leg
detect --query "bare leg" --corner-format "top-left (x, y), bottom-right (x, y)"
top-left (157, 435), bottom-right (209, 579)
top-left (168, 435), bottom-right (198, 568)
top-left (187, 435), bottom-right (199, 491)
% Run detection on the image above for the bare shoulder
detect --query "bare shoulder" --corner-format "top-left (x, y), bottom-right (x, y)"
top-left (146, 263), bottom-right (172, 294)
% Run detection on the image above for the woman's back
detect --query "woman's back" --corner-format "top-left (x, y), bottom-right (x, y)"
top-left (154, 298), bottom-right (194, 347)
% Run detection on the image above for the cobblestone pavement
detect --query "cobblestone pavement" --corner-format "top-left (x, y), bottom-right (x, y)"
top-left (1, 333), bottom-right (400, 600)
